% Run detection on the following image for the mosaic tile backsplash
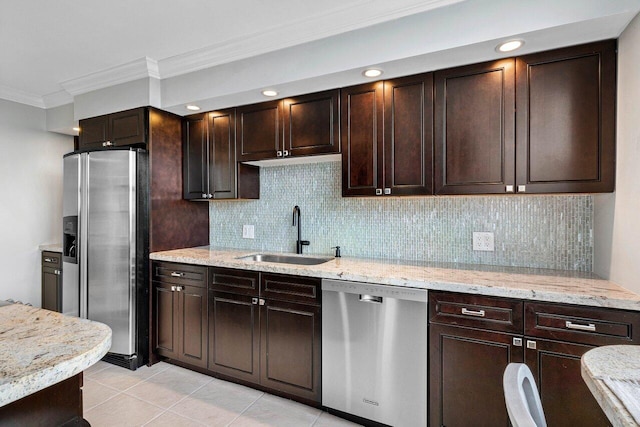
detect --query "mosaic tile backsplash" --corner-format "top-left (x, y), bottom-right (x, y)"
top-left (209, 161), bottom-right (593, 271)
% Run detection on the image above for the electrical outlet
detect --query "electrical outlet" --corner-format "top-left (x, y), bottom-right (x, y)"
top-left (242, 224), bottom-right (255, 239)
top-left (473, 232), bottom-right (494, 251)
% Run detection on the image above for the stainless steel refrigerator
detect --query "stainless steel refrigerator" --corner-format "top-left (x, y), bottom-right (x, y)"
top-left (62, 148), bottom-right (149, 370)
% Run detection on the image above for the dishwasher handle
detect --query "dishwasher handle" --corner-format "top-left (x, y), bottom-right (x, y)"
top-left (359, 294), bottom-right (383, 304)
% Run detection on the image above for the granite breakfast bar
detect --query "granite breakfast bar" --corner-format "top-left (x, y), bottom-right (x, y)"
top-left (0, 302), bottom-right (111, 425)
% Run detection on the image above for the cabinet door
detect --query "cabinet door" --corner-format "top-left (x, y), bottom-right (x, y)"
top-left (178, 285), bottom-right (207, 369)
top-left (525, 338), bottom-right (609, 427)
top-left (41, 267), bottom-right (61, 312)
top-left (208, 291), bottom-right (260, 384)
top-left (341, 82), bottom-right (384, 197)
top-left (260, 298), bottom-right (321, 403)
top-left (154, 282), bottom-right (178, 360)
top-left (434, 59), bottom-right (516, 194)
top-left (383, 73), bottom-right (434, 196)
top-left (429, 324), bottom-right (523, 427)
top-left (110, 108), bottom-right (147, 147)
top-left (283, 89), bottom-right (340, 157)
top-left (209, 109), bottom-right (237, 199)
top-left (183, 114), bottom-right (209, 200)
top-left (516, 40), bottom-right (616, 193)
top-left (78, 115), bottom-right (109, 150)
top-left (237, 100), bottom-right (282, 161)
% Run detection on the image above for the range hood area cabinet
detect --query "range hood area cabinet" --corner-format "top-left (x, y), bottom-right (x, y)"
top-left (341, 74), bottom-right (434, 197)
top-left (434, 40), bottom-right (616, 195)
top-left (237, 89), bottom-right (340, 161)
top-left (77, 107), bottom-right (147, 150)
top-left (182, 110), bottom-right (259, 200)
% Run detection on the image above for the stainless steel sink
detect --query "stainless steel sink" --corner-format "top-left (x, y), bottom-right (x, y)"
top-left (238, 253), bottom-right (333, 265)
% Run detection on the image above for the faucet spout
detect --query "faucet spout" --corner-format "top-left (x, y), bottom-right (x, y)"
top-left (292, 205), bottom-right (309, 254)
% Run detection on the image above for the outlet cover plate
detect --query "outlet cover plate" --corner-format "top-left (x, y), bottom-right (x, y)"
top-left (473, 232), bottom-right (494, 251)
top-left (242, 224), bottom-right (255, 239)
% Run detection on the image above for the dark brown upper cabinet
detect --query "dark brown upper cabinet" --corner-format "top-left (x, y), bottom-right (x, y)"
top-left (434, 59), bottom-right (516, 195)
top-left (342, 74), bottom-right (433, 197)
top-left (183, 110), bottom-right (259, 201)
top-left (283, 90), bottom-right (340, 157)
top-left (237, 90), bottom-right (340, 162)
top-left (515, 40), bottom-right (616, 193)
top-left (435, 40), bottom-right (616, 195)
top-left (78, 107), bottom-right (147, 150)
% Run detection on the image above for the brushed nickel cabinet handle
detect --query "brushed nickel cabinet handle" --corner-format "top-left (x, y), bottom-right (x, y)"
top-left (565, 321), bottom-right (596, 332)
top-left (170, 272), bottom-right (184, 278)
top-left (461, 308), bottom-right (486, 317)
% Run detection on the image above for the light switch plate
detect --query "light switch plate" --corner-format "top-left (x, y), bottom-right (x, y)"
top-left (473, 232), bottom-right (494, 251)
top-left (242, 224), bottom-right (255, 239)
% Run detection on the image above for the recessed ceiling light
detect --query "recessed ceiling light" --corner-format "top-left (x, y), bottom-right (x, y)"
top-left (363, 68), bottom-right (383, 78)
top-left (496, 40), bottom-right (524, 53)
top-left (262, 90), bottom-right (278, 97)
top-left (72, 127), bottom-right (80, 132)
top-left (186, 105), bottom-right (201, 111)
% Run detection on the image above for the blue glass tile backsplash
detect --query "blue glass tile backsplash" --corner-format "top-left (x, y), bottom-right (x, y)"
top-left (209, 161), bottom-right (593, 271)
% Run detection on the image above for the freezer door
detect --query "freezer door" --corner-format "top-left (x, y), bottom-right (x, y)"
top-left (61, 154), bottom-right (80, 317)
top-left (86, 150), bottom-right (136, 356)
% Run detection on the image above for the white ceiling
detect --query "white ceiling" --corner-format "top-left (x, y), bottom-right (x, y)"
top-left (1, 0), bottom-right (640, 119)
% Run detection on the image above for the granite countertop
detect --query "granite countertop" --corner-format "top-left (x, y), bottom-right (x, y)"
top-left (0, 304), bottom-right (111, 406)
top-left (150, 246), bottom-right (640, 311)
top-left (39, 243), bottom-right (63, 253)
top-left (582, 346), bottom-right (640, 426)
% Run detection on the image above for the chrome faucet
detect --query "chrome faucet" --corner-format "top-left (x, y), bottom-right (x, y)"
top-left (292, 205), bottom-right (310, 254)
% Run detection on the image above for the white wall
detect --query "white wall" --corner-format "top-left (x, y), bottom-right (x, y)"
top-left (594, 12), bottom-right (640, 293)
top-left (0, 99), bottom-right (73, 305)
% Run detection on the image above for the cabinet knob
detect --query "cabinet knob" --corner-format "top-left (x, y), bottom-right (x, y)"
top-left (526, 340), bottom-right (537, 350)
top-left (375, 188), bottom-right (383, 196)
top-left (208, 194), bottom-right (213, 199)
top-left (505, 185), bottom-right (514, 193)
top-left (171, 286), bottom-right (177, 292)
top-left (102, 141), bottom-right (112, 147)
top-left (283, 150), bottom-right (289, 157)
top-left (517, 185), bottom-right (526, 193)
top-left (252, 297), bottom-right (258, 305)
top-left (384, 188), bottom-right (391, 195)
top-left (277, 151), bottom-right (283, 157)
top-left (201, 193), bottom-right (208, 198)
top-left (259, 298), bottom-right (265, 306)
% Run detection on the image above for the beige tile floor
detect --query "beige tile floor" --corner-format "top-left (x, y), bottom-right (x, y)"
top-left (83, 361), bottom-right (360, 427)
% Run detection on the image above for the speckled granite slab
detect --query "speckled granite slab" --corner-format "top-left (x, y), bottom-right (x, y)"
top-left (582, 346), bottom-right (640, 426)
top-left (0, 304), bottom-right (111, 406)
top-left (150, 246), bottom-right (640, 311)
top-left (38, 243), bottom-right (62, 253)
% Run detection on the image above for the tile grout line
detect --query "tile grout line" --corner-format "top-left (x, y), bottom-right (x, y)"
top-left (225, 390), bottom-right (266, 426)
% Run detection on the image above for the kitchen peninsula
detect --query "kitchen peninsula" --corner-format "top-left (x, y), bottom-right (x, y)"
top-left (0, 302), bottom-right (111, 425)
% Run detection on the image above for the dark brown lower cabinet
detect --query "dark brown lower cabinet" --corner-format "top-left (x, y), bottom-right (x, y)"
top-left (0, 373), bottom-right (85, 426)
top-left (260, 298), bottom-right (321, 402)
top-left (525, 339), bottom-right (609, 427)
top-left (208, 290), bottom-right (260, 384)
top-left (153, 262), bottom-right (208, 369)
top-left (429, 291), bottom-right (636, 427)
top-left (208, 268), bottom-right (322, 404)
top-left (429, 324), bottom-right (522, 427)
top-left (41, 251), bottom-right (62, 312)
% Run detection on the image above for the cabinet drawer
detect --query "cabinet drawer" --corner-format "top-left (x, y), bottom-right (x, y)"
top-left (429, 291), bottom-right (523, 334)
top-left (525, 302), bottom-right (640, 346)
top-left (210, 267), bottom-right (260, 296)
top-left (261, 273), bottom-right (321, 305)
top-left (42, 251), bottom-right (62, 268)
top-left (152, 261), bottom-right (207, 288)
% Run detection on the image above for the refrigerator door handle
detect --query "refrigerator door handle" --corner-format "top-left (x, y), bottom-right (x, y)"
top-left (79, 152), bottom-right (89, 319)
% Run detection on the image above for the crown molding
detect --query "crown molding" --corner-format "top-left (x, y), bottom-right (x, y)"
top-left (0, 84), bottom-right (46, 108)
top-left (60, 57), bottom-right (160, 96)
top-left (159, 0), bottom-right (463, 78)
top-left (42, 90), bottom-right (74, 109)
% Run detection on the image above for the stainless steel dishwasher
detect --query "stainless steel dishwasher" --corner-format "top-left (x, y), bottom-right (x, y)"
top-left (322, 279), bottom-right (428, 427)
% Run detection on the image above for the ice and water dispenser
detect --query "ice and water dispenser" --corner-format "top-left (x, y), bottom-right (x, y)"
top-left (63, 216), bottom-right (77, 264)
